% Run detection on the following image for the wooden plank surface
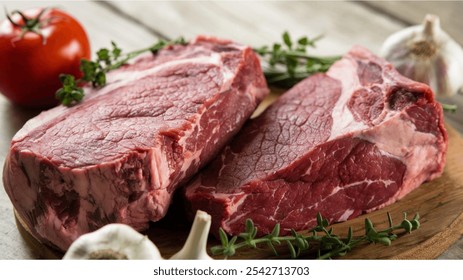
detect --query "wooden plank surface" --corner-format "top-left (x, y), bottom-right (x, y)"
top-left (363, 1), bottom-right (463, 44)
top-left (0, 0), bottom-right (462, 259)
top-left (106, 1), bottom-right (404, 54)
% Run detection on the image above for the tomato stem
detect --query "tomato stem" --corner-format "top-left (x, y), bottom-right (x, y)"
top-left (4, 7), bottom-right (21, 28)
top-left (5, 7), bottom-right (51, 44)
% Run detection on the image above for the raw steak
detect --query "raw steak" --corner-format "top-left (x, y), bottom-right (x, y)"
top-left (185, 46), bottom-right (448, 236)
top-left (3, 36), bottom-right (269, 251)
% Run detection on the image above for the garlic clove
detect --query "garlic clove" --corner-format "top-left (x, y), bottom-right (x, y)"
top-left (170, 210), bottom-right (213, 260)
top-left (381, 14), bottom-right (463, 97)
top-left (64, 211), bottom-right (214, 260)
top-left (63, 223), bottom-right (163, 260)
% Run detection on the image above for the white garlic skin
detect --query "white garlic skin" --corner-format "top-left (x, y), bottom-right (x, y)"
top-left (170, 210), bottom-right (213, 260)
top-left (63, 210), bottom-right (214, 260)
top-left (381, 14), bottom-right (463, 97)
top-left (63, 223), bottom-right (163, 260)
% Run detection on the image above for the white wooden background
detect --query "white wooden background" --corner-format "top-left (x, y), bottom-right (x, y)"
top-left (0, 0), bottom-right (462, 259)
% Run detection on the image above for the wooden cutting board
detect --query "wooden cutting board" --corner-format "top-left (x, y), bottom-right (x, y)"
top-left (14, 95), bottom-right (463, 259)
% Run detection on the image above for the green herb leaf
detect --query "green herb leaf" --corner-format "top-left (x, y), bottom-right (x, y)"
top-left (297, 36), bottom-right (309, 46)
top-left (286, 240), bottom-right (297, 259)
top-left (316, 212), bottom-right (323, 226)
top-left (97, 48), bottom-right (110, 62)
top-left (94, 72), bottom-right (106, 87)
top-left (245, 219), bottom-right (254, 234)
top-left (346, 226), bottom-right (353, 244)
top-left (255, 32), bottom-right (341, 88)
top-left (376, 237), bottom-right (392, 246)
top-left (80, 59), bottom-right (97, 82)
top-left (411, 213), bottom-right (421, 230)
top-left (401, 219), bottom-right (413, 233)
top-left (365, 218), bottom-right (374, 234)
top-left (267, 240), bottom-right (278, 256)
top-left (282, 31), bottom-right (292, 49)
top-left (111, 41), bottom-right (122, 59)
top-left (270, 223), bottom-right (280, 237)
top-left (55, 74), bottom-right (84, 106)
top-left (218, 228), bottom-right (228, 248)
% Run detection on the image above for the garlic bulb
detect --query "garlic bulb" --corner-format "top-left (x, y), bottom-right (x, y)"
top-left (381, 14), bottom-right (463, 97)
top-left (170, 210), bottom-right (213, 260)
top-left (63, 210), bottom-right (214, 260)
top-left (62, 223), bottom-right (162, 260)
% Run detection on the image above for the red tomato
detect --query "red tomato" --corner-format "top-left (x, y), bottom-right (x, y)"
top-left (0, 8), bottom-right (90, 108)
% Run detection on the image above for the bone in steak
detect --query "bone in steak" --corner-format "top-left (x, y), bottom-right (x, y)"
top-left (184, 46), bottom-right (448, 236)
top-left (3, 36), bottom-right (269, 251)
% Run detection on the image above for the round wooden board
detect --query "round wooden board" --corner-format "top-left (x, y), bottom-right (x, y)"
top-left (15, 124), bottom-right (463, 260)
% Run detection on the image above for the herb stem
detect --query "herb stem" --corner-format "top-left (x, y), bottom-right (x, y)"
top-left (211, 212), bottom-right (421, 259)
top-left (254, 31), bottom-right (341, 88)
top-left (255, 48), bottom-right (340, 61)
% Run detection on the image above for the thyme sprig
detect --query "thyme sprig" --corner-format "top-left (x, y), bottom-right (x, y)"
top-left (56, 37), bottom-right (186, 106)
top-left (254, 31), bottom-right (341, 88)
top-left (210, 212), bottom-right (420, 259)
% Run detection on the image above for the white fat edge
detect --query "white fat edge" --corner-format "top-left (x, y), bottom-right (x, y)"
top-left (176, 106), bottom-right (207, 177)
top-left (219, 66), bottom-right (235, 91)
top-left (220, 192), bottom-right (248, 229)
top-left (355, 114), bottom-right (442, 200)
top-left (338, 209), bottom-right (355, 221)
top-left (326, 57), bottom-right (368, 140)
top-left (149, 146), bottom-right (172, 190)
top-left (175, 57), bottom-right (237, 177)
top-left (105, 53), bottom-right (224, 95)
top-left (218, 192), bottom-right (247, 214)
top-left (12, 107), bottom-right (69, 142)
